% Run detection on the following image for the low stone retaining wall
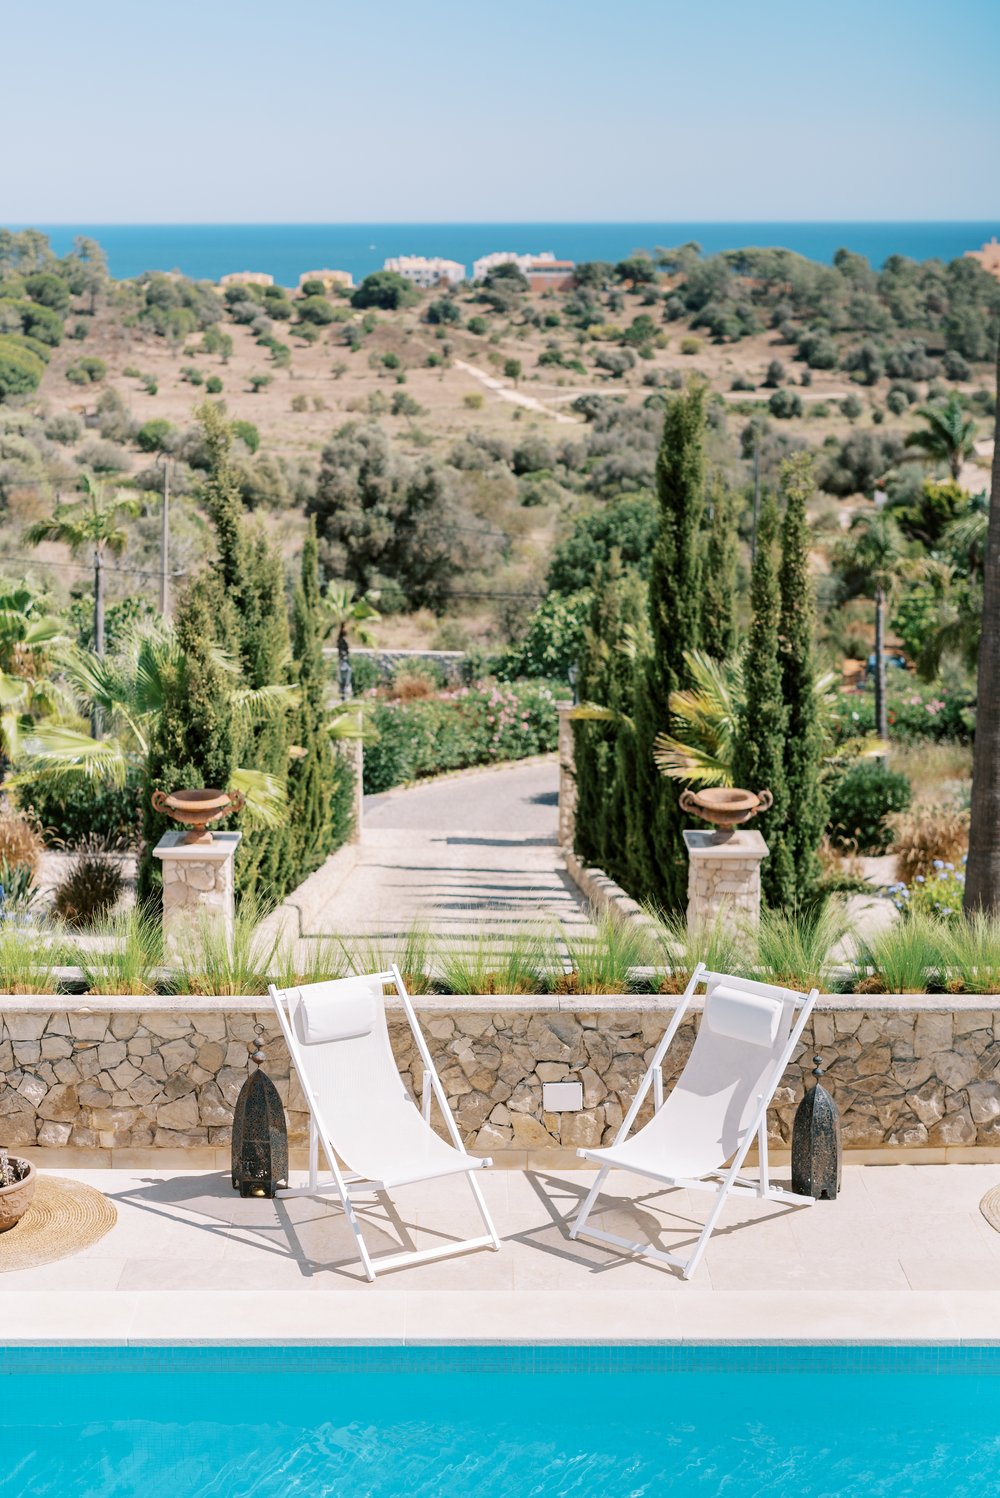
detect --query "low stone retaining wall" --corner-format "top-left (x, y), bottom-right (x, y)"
top-left (2, 993), bottom-right (999, 1164)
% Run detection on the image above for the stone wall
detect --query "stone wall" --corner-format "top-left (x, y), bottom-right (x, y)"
top-left (2, 994), bottom-right (1000, 1161)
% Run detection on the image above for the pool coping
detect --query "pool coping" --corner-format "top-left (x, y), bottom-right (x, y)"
top-left (6, 1288), bottom-right (1000, 1347)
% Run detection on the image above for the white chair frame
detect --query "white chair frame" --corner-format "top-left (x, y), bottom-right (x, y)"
top-left (269, 965), bottom-right (500, 1281)
top-left (570, 963), bottom-right (818, 1280)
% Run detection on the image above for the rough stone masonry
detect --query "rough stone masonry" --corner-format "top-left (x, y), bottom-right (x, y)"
top-left (2, 993), bottom-right (999, 1159)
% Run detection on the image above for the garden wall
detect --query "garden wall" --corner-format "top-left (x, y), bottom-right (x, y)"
top-left (2, 993), bottom-right (999, 1165)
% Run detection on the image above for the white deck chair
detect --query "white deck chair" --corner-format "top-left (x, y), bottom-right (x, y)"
top-left (570, 963), bottom-right (818, 1279)
top-left (269, 966), bottom-right (500, 1281)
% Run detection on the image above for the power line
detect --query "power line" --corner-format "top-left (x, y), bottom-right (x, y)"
top-left (0, 554), bottom-right (186, 581)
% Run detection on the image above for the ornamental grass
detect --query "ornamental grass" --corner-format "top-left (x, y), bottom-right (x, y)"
top-left (751, 900), bottom-right (850, 993)
top-left (75, 906), bottom-right (163, 996)
top-left (940, 912), bottom-right (1000, 995)
top-left (852, 913), bottom-right (950, 995)
top-left (340, 923), bottom-right (436, 995)
top-left (556, 910), bottom-right (654, 994)
top-left (435, 925), bottom-right (556, 996)
top-left (174, 899), bottom-right (280, 996)
top-left (0, 919), bottom-right (63, 994)
top-left (643, 907), bottom-right (748, 992)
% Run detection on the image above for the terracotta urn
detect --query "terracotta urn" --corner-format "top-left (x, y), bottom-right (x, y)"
top-left (0, 1157), bottom-right (36, 1232)
top-left (151, 788), bottom-right (246, 846)
top-left (678, 786), bottom-right (773, 840)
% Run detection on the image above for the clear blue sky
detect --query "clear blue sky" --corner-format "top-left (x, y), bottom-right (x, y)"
top-left (4, 0), bottom-right (998, 222)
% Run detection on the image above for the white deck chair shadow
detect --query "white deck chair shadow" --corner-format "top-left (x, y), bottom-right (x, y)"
top-left (269, 966), bottom-right (500, 1281)
top-left (570, 963), bottom-right (818, 1280)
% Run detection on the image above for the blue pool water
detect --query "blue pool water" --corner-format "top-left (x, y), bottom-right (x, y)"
top-left (4, 1345), bottom-right (1000, 1497)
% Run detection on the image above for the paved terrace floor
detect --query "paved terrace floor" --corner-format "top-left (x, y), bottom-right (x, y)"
top-left (304, 760), bottom-right (592, 939)
top-left (8, 1164), bottom-right (1000, 1343)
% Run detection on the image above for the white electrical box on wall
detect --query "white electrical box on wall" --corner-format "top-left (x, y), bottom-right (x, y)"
top-left (542, 1080), bottom-right (583, 1113)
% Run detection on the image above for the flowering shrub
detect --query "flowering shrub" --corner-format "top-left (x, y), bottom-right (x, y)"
top-left (889, 858), bottom-right (967, 924)
top-left (362, 679), bottom-right (565, 793)
top-left (829, 681), bottom-right (974, 745)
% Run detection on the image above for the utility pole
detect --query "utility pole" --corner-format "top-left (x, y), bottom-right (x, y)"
top-left (160, 457), bottom-right (170, 618)
top-left (92, 542), bottom-right (104, 740)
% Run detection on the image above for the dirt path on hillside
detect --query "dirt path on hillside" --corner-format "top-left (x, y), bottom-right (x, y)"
top-left (454, 360), bottom-right (579, 424)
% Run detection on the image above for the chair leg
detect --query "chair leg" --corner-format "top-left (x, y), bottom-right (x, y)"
top-left (308, 1115), bottom-right (319, 1191)
top-left (756, 1109), bottom-right (770, 1199)
top-left (570, 1165), bottom-right (610, 1240)
top-left (467, 1171), bottom-right (501, 1250)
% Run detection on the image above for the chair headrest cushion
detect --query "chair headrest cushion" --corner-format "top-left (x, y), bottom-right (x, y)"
top-left (703, 983), bottom-right (782, 1049)
top-left (291, 978), bottom-right (379, 1045)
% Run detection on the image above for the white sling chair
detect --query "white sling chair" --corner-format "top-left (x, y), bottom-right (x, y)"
top-left (269, 966), bottom-right (500, 1281)
top-left (570, 964), bottom-right (818, 1280)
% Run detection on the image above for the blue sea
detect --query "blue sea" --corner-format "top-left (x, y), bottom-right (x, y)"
top-left (12, 221), bottom-right (999, 285)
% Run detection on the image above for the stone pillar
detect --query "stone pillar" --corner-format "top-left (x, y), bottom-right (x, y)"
top-left (153, 830), bottom-right (241, 959)
top-left (556, 702), bottom-right (577, 850)
top-left (683, 828), bottom-right (768, 933)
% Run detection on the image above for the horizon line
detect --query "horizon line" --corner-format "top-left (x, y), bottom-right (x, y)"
top-left (8, 217), bottom-right (999, 229)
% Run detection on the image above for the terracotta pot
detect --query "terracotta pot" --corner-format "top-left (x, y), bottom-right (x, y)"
top-left (0, 1158), bottom-right (36, 1231)
top-left (151, 788), bottom-right (246, 845)
top-left (678, 786), bottom-right (773, 839)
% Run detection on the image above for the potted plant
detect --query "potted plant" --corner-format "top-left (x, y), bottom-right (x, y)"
top-left (0, 1147), bottom-right (36, 1231)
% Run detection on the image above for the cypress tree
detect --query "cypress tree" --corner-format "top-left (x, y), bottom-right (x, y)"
top-left (287, 518), bottom-right (354, 883)
top-left (631, 383), bottom-right (706, 909)
top-left (574, 551), bottom-right (648, 874)
top-left (701, 475), bottom-right (739, 661)
top-left (138, 582), bottom-right (236, 901)
top-left (732, 495), bottom-right (793, 905)
top-left (777, 453), bottom-right (827, 903)
top-left (196, 402), bottom-right (293, 902)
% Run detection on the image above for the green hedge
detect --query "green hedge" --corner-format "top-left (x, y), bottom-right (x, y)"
top-left (362, 680), bottom-right (564, 794)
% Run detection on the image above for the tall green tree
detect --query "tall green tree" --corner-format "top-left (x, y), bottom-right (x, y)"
top-left (965, 335), bottom-right (1000, 913)
top-left (776, 453), bottom-right (827, 903)
top-left (701, 475), bottom-right (739, 660)
top-left (196, 401), bottom-right (293, 901)
top-left (139, 587), bottom-right (236, 901)
top-left (904, 394), bottom-right (978, 481)
top-left (631, 382), bottom-right (706, 908)
top-left (287, 519), bottom-right (354, 882)
top-left (732, 495), bottom-right (792, 905)
top-left (573, 551), bottom-right (648, 875)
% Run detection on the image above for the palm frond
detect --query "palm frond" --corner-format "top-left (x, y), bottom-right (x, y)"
top-left (15, 726), bottom-right (130, 789)
top-left (230, 767), bottom-right (288, 827)
top-left (232, 681), bottom-right (300, 726)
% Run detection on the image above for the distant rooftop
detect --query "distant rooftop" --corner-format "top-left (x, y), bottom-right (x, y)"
top-left (966, 236), bottom-right (1000, 281)
top-left (218, 270), bottom-right (274, 287)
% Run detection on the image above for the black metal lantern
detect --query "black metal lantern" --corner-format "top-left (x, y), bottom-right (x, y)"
top-left (231, 1025), bottom-right (288, 1198)
top-left (791, 1055), bottom-right (841, 1201)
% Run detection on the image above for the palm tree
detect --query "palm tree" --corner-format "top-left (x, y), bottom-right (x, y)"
top-left (651, 648), bottom-right (836, 787)
top-left (319, 584), bottom-right (380, 699)
top-left (16, 625), bottom-right (297, 828)
top-left (23, 476), bottom-right (141, 736)
top-left (965, 335), bottom-right (1000, 913)
top-left (0, 587), bottom-right (68, 780)
top-left (904, 394), bottom-right (978, 482)
top-left (837, 512), bottom-right (908, 741)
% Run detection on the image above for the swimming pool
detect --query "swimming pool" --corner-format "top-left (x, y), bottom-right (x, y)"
top-left (3, 1345), bottom-right (999, 1496)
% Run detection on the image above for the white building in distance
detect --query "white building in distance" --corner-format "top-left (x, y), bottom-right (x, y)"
top-left (472, 250), bottom-right (557, 281)
top-left (383, 255), bottom-right (465, 287)
top-left (219, 270), bottom-right (274, 288)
